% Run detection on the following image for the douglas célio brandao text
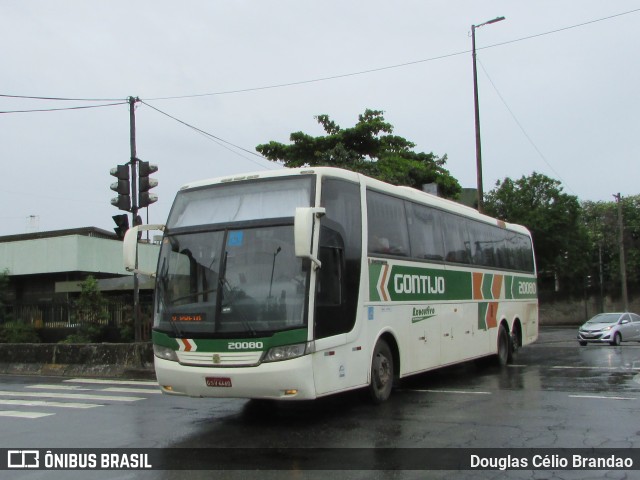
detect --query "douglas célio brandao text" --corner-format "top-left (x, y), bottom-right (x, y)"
top-left (470, 453), bottom-right (634, 470)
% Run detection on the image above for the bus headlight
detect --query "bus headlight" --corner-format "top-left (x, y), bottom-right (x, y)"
top-left (263, 342), bottom-right (314, 363)
top-left (154, 344), bottom-right (179, 362)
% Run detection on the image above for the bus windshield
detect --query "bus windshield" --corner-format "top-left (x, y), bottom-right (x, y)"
top-left (155, 225), bottom-right (308, 336)
top-left (154, 176), bottom-right (314, 337)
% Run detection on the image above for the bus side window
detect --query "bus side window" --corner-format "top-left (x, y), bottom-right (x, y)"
top-left (366, 190), bottom-right (410, 257)
top-left (406, 202), bottom-right (444, 261)
top-left (317, 246), bottom-right (344, 306)
top-left (442, 215), bottom-right (472, 265)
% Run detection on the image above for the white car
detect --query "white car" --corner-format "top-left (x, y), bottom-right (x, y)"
top-left (577, 312), bottom-right (640, 346)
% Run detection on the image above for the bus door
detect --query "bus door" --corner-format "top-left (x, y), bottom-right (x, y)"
top-left (312, 178), bottom-right (366, 395)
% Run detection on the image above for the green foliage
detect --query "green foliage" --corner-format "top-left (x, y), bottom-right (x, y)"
top-left (484, 172), bottom-right (589, 293)
top-left (64, 276), bottom-right (109, 343)
top-left (0, 268), bottom-right (11, 323)
top-left (256, 109), bottom-right (461, 198)
top-left (582, 195), bottom-right (640, 294)
top-left (118, 304), bottom-right (135, 342)
top-left (0, 321), bottom-right (40, 343)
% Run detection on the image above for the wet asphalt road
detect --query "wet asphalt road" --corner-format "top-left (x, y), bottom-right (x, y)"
top-left (1, 326), bottom-right (640, 480)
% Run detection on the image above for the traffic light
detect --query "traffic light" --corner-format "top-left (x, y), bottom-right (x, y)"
top-left (110, 164), bottom-right (131, 211)
top-left (138, 160), bottom-right (158, 208)
top-left (112, 214), bottom-right (129, 239)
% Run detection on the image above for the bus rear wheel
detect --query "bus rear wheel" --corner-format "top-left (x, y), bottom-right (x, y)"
top-left (496, 324), bottom-right (512, 366)
top-left (368, 339), bottom-right (394, 403)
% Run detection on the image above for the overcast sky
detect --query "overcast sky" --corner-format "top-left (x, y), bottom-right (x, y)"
top-left (1, 1), bottom-right (639, 236)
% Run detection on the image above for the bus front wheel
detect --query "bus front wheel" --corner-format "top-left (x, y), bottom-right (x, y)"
top-left (368, 339), bottom-right (394, 403)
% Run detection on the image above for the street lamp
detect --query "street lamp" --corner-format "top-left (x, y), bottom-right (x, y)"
top-left (471, 16), bottom-right (505, 213)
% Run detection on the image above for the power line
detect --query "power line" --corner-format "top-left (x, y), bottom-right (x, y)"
top-left (139, 100), bottom-right (279, 170)
top-left (477, 59), bottom-right (577, 196)
top-left (476, 7), bottom-right (640, 52)
top-left (2, 8), bottom-right (638, 105)
top-left (145, 7), bottom-right (640, 101)
top-left (0, 94), bottom-right (125, 102)
top-left (0, 101), bottom-right (128, 114)
top-left (143, 50), bottom-right (469, 101)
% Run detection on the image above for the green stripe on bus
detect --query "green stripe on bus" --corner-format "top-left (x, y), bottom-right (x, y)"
top-left (510, 275), bottom-right (538, 299)
top-left (370, 264), bottom-right (473, 302)
top-left (152, 328), bottom-right (308, 352)
top-left (504, 276), bottom-right (514, 299)
top-left (478, 303), bottom-right (488, 330)
top-left (369, 262), bottom-right (383, 302)
top-left (369, 262), bottom-right (537, 303)
top-left (482, 273), bottom-right (494, 300)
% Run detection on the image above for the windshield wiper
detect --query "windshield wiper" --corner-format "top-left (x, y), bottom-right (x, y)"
top-left (268, 246), bottom-right (282, 299)
top-left (216, 250), bottom-right (257, 337)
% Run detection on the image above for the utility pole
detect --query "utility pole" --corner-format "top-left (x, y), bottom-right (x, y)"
top-left (129, 96), bottom-right (142, 342)
top-left (471, 16), bottom-right (505, 213)
top-left (614, 193), bottom-right (629, 312)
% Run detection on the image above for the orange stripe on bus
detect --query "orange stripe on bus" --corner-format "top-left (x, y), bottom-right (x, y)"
top-left (492, 275), bottom-right (503, 300)
top-left (472, 272), bottom-right (484, 300)
top-left (380, 265), bottom-right (390, 302)
top-left (486, 302), bottom-right (499, 329)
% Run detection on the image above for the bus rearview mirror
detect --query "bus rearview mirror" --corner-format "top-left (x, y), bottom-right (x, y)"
top-left (294, 207), bottom-right (325, 269)
top-left (123, 224), bottom-right (166, 276)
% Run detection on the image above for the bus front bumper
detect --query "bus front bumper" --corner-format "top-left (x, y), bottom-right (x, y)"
top-left (154, 354), bottom-right (317, 400)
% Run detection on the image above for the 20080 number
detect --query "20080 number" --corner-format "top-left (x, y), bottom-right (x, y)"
top-left (228, 341), bottom-right (264, 350)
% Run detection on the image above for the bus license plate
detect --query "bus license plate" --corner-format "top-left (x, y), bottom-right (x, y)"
top-left (206, 377), bottom-right (232, 388)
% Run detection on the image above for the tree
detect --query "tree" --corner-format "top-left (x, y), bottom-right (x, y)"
top-left (65, 275), bottom-right (109, 343)
top-left (0, 269), bottom-right (10, 324)
top-left (582, 195), bottom-right (640, 295)
top-left (256, 109), bottom-right (461, 198)
top-left (483, 172), bottom-right (589, 294)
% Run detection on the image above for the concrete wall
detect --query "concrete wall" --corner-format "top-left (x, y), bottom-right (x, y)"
top-left (0, 342), bottom-right (154, 379)
top-left (539, 295), bottom-right (640, 326)
top-left (0, 234), bottom-right (159, 276)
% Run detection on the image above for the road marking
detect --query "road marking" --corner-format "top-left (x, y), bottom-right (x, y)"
top-left (0, 391), bottom-right (145, 402)
top-left (403, 389), bottom-right (492, 395)
top-left (569, 394), bottom-right (636, 401)
top-left (552, 366), bottom-right (636, 370)
top-left (26, 384), bottom-right (91, 391)
top-left (101, 387), bottom-right (161, 395)
top-left (25, 384), bottom-right (160, 395)
top-left (507, 364), bottom-right (527, 368)
top-left (0, 399), bottom-right (102, 409)
top-left (64, 378), bottom-right (159, 386)
top-left (0, 410), bottom-right (55, 419)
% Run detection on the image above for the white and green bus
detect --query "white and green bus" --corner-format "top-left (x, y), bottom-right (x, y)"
top-left (124, 167), bottom-right (537, 403)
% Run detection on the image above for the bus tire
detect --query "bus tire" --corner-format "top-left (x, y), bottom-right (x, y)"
top-left (496, 324), bottom-right (512, 366)
top-left (368, 339), bottom-right (394, 404)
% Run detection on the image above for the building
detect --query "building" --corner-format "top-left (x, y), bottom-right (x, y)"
top-left (0, 227), bottom-right (160, 334)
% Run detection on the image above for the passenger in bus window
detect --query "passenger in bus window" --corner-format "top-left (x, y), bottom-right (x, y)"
top-left (370, 235), bottom-right (391, 254)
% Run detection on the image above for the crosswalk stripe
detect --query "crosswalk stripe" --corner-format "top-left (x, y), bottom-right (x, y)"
top-left (64, 378), bottom-right (158, 386)
top-left (0, 410), bottom-right (55, 419)
top-left (0, 391), bottom-right (145, 402)
top-left (0, 399), bottom-right (102, 409)
top-left (400, 389), bottom-right (492, 395)
top-left (101, 387), bottom-right (161, 395)
top-left (569, 394), bottom-right (636, 401)
top-left (27, 384), bottom-right (91, 391)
